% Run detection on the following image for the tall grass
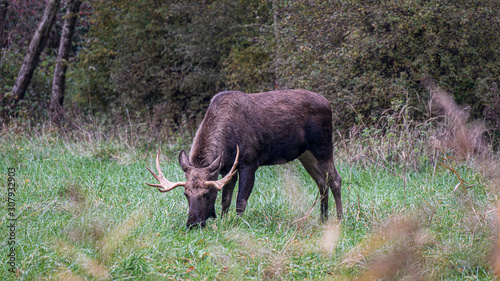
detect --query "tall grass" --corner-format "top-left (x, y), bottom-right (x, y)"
top-left (0, 89), bottom-right (498, 280)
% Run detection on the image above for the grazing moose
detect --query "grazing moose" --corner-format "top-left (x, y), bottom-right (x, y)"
top-left (147, 89), bottom-right (342, 227)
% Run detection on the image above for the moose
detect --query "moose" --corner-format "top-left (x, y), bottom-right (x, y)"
top-left (147, 89), bottom-right (342, 227)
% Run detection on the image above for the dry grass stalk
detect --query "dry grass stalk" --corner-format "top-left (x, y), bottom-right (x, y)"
top-left (319, 219), bottom-right (340, 257)
top-left (280, 166), bottom-right (310, 215)
top-left (99, 208), bottom-right (147, 258)
top-left (488, 165), bottom-right (500, 274)
top-left (53, 240), bottom-right (109, 280)
top-left (263, 256), bottom-right (287, 280)
top-left (342, 216), bottom-right (430, 280)
top-left (223, 229), bottom-right (288, 279)
top-left (424, 78), bottom-right (487, 160)
top-left (56, 269), bottom-right (87, 281)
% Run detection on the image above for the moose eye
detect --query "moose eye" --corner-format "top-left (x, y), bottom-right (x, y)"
top-left (203, 191), bottom-right (210, 199)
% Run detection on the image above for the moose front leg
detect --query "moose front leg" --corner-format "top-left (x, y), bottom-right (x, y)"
top-left (221, 173), bottom-right (238, 216)
top-left (209, 206), bottom-right (217, 219)
top-left (235, 166), bottom-right (257, 215)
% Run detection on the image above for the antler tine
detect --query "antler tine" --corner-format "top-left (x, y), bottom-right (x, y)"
top-left (155, 149), bottom-right (165, 179)
top-left (146, 150), bottom-right (186, 192)
top-left (206, 145), bottom-right (240, 191)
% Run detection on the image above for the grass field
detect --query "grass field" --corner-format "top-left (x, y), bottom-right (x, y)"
top-left (1, 116), bottom-right (498, 280)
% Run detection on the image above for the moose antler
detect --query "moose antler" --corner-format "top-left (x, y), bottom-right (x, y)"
top-left (146, 150), bottom-right (186, 192)
top-left (205, 145), bottom-right (240, 191)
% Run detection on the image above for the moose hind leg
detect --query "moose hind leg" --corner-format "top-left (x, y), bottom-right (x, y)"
top-left (298, 151), bottom-right (330, 221)
top-left (319, 157), bottom-right (342, 220)
top-left (329, 163), bottom-right (342, 220)
top-left (299, 150), bottom-right (342, 220)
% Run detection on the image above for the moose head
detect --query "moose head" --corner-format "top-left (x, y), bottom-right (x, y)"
top-left (146, 146), bottom-right (239, 227)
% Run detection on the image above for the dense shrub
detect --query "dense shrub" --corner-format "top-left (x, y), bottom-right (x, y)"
top-left (275, 0), bottom-right (500, 129)
top-left (74, 0), bottom-right (272, 127)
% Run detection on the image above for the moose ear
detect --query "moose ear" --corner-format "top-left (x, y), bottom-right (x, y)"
top-left (179, 150), bottom-right (192, 173)
top-left (207, 154), bottom-right (223, 174)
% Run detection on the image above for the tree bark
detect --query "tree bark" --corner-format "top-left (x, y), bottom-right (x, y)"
top-left (11, 0), bottom-right (60, 103)
top-left (0, 0), bottom-right (8, 48)
top-left (50, 0), bottom-right (81, 124)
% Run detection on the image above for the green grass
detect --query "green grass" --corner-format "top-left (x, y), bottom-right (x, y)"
top-left (0, 131), bottom-right (497, 280)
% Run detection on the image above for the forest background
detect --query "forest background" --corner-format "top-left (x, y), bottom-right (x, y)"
top-left (1, 0), bottom-right (499, 139)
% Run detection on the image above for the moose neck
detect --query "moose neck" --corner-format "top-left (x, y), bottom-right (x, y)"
top-left (189, 113), bottom-right (228, 169)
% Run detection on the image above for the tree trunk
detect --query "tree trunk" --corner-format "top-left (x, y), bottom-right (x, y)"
top-left (0, 0), bottom-right (8, 48)
top-left (11, 0), bottom-right (60, 103)
top-left (50, 0), bottom-right (81, 124)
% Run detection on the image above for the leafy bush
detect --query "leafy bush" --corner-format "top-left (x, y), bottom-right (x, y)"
top-left (276, 0), bottom-right (500, 130)
top-left (74, 0), bottom-right (273, 127)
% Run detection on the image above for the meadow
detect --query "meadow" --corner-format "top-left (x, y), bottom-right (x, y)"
top-left (1, 94), bottom-right (499, 280)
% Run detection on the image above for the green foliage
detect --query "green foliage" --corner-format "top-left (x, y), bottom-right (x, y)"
top-left (0, 50), bottom-right (22, 99)
top-left (74, 0), bottom-right (273, 126)
top-left (0, 48), bottom-right (56, 120)
top-left (223, 40), bottom-right (274, 93)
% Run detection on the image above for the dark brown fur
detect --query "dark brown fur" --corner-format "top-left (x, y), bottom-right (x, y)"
top-left (178, 89), bottom-right (342, 227)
